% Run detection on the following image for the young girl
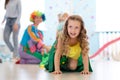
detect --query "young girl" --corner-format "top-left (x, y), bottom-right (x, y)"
top-left (42, 15), bottom-right (92, 74)
top-left (1, 0), bottom-right (21, 61)
top-left (56, 12), bottom-right (69, 38)
top-left (17, 11), bottom-right (49, 64)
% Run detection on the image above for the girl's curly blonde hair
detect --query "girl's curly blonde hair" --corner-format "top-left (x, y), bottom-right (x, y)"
top-left (58, 15), bottom-right (89, 56)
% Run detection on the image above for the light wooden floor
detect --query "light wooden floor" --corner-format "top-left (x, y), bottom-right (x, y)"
top-left (0, 59), bottom-right (120, 80)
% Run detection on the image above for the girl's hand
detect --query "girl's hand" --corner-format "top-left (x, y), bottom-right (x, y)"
top-left (1, 19), bottom-right (5, 24)
top-left (41, 48), bottom-right (45, 55)
top-left (80, 70), bottom-right (90, 75)
top-left (30, 45), bottom-right (36, 53)
top-left (52, 70), bottom-right (62, 74)
top-left (13, 23), bottom-right (18, 32)
top-left (37, 40), bottom-right (44, 49)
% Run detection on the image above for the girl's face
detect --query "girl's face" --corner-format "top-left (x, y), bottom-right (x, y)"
top-left (34, 16), bottom-right (42, 25)
top-left (67, 20), bottom-right (81, 39)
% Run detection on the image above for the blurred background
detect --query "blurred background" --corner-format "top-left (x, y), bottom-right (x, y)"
top-left (0, 0), bottom-right (120, 61)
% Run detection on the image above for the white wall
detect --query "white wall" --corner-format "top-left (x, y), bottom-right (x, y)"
top-left (96, 0), bottom-right (120, 32)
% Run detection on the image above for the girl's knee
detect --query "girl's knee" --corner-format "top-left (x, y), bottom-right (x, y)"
top-left (68, 63), bottom-right (77, 70)
top-left (68, 59), bottom-right (78, 70)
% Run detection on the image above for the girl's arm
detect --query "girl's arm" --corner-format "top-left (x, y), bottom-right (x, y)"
top-left (13, 0), bottom-right (21, 32)
top-left (1, 11), bottom-right (7, 24)
top-left (1, 16), bottom-right (6, 24)
top-left (81, 47), bottom-right (90, 74)
top-left (52, 37), bottom-right (63, 74)
top-left (15, 0), bottom-right (21, 24)
top-left (82, 53), bottom-right (89, 72)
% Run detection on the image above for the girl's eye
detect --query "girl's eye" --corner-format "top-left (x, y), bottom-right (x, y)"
top-left (75, 26), bottom-right (79, 29)
top-left (68, 26), bottom-right (72, 28)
